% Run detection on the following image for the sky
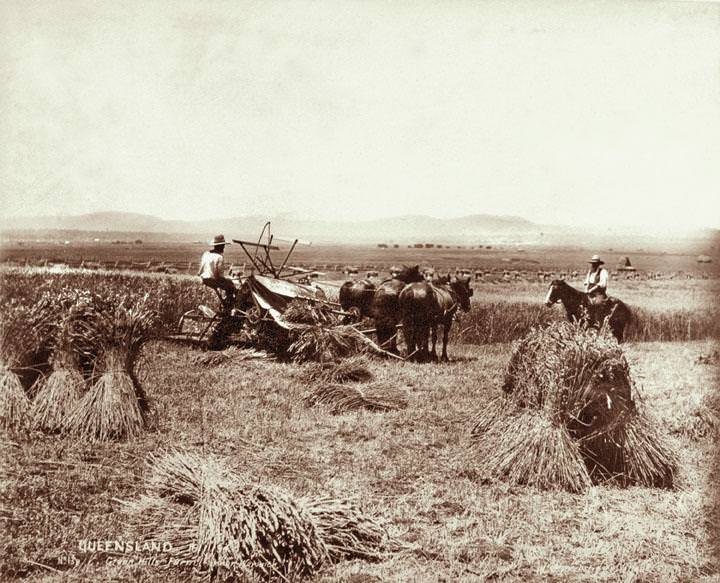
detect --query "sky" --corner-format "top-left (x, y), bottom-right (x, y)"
top-left (1, 0), bottom-right (719, 230)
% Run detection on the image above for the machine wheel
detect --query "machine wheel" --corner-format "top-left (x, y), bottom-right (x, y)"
top-left (246, 306), bottom-right (263, 325)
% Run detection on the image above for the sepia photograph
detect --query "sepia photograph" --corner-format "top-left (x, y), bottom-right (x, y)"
top-left (1, 0), bottom-right (719, 581)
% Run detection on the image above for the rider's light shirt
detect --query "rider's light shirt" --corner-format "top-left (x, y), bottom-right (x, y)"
top-left (199, 250), bottom-right (224, 280)
top-left (584, 268), bottom-right (609, 292)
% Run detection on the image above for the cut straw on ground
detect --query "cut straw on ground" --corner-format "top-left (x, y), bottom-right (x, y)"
top-left (304, 381), bottom-right (408, 414)
top-left (300, 355), bottom-right (374, 384)
top-left (190, 346), bottom-right (272, 368)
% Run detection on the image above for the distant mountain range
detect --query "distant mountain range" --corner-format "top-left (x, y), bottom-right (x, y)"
top-left (0, 211), bottom-right (541, 243)
top-left (0, 211), bottom-right (717, 252)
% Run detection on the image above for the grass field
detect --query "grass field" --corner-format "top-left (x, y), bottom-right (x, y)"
top-left (1, 262), bottom-right (719, 581)
top-left (2, 339), bottom-right (718, 581)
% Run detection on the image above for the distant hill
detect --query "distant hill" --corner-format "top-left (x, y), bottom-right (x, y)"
top-left (0, 211), bottom-right (540, 244)
top-left (3, 211), bottom-right (169, 233)
top-left (1, 211), bottom-right (718, 254)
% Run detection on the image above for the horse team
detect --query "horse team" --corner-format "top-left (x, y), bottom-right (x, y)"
top-left (341, 269), bottom-right (632, 361)
top-left (340, 265), bottom-right (473, 362)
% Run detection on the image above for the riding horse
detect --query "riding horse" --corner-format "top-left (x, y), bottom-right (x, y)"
top-left (544, 279), bottom-right (632, 342)
top-left (399, 275), bottom-right (473, 362)
top-left (368, 265), bottom-right (424, 353)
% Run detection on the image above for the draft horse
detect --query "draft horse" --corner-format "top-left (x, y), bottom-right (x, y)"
top-left (368, 265), bottom-right (425, 354)
top-left (339, 279), bottom-right (376, 321)
top-left (544, 279), bottom-right (632, 342)
top-left (399, 275), bottom-right (473, 362)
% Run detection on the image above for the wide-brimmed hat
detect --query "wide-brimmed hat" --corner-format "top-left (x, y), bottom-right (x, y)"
top-left (588, 254), bottom-right (604, 264)
top-left (209, 234), bottom-right (231, 246)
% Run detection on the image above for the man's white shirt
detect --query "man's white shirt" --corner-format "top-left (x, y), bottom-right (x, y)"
top-left (584, 268), bottom-right (609, 292)
top-left (199, 251), bottom-right (224, 279)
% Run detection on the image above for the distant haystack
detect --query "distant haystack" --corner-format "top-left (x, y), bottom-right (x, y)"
top-left (697, 255), bottom-right (712, 264)
top-left (617, 256), bottom-right (635, 271)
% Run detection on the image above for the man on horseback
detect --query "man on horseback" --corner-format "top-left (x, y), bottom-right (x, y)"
top-left (584, 255), bottom-right (609, 305)
top-left (198, 234), bottom-right (236, 311)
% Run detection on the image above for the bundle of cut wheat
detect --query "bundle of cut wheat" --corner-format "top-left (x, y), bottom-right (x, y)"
top-left (126, 450), bottom-right (328, 580)
top-left (472, 410), bottom-right (592, 493)
top-left (30, 303), bottom-right (90, 433)
top-left (300, 496), bottom-right (391, 562)
top-left (58, 293), bottom-right (101, 382)
top-left (472, 321), bottom-right (677, 490)
top-left (602, 412), bottom-right (677, 487)
top-left (301, 355), bottom-right (374, 384)
top-left (304, 381), bottom-right (407, 414)
top-left (287, 323), bottom-right (370, 363)
top-left (304, 383), bottom-right (365, 413)
top-left (0, 364), bottom-right (29, 432)
top-left (361, 382), bottom-right (409, 412)
top-left (125, 451), bottom-right (395, 579)
top-left (190, 346), bottom-right (271, 368)
top-left (0, 303), bottom-right (48, 430)
top-left (64, 295), bottom-right (157, 441)
top-left (284, 299), bottom-right (338, 326)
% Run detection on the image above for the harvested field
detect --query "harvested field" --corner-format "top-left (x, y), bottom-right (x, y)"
top-left (1, 336), bottom-right (717, 581)
top-left (0, 262), bottom-right (718, 581)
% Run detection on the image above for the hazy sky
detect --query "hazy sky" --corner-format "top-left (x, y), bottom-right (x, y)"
top-left (1, 0), bottom-right (719, 229)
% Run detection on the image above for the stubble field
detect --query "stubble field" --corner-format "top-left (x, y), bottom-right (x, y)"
top-left (1, 248), bottom-right (719, 582)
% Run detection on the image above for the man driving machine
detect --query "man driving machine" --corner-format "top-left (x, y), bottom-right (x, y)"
top-left (198, 234), bottom-right (236, 310)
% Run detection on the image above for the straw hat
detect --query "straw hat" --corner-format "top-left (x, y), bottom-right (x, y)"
top-left (588, 254), bottom-right (604, 264)
top-left (209, 234), bottom-right (231, 246)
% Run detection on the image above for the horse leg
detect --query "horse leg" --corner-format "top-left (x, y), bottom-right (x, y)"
top-left (375, 322), bottom-right (385, 348)
top-left (418, 323), bottom-right (430, 363)
top-left (376, 321), bottom-right (390, 352)
top-left (404, 321), bottom-right (417, 361)
top-left (423, 324), bottom-right (432, 363)
top-left (441, 318), bottom-right (451, 362)
top-left (430, 322), bottom-right (438, 362)
top-left (387, 321), bottom-right (399, 355)
top-left (402, 322), bottom-right (412, 360)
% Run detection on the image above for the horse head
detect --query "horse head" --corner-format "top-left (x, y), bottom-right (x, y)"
top-left (544, 279), bottom-right (566, 307)
top-left (450, 275), bottom-right (473, 312)
top-left (397, 264), bottom-right (424, 284)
